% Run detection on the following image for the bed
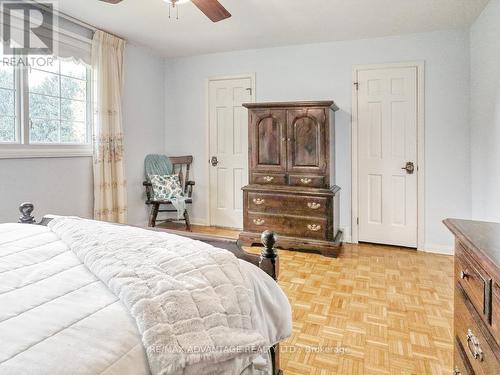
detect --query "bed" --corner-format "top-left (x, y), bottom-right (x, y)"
top-left (0, 203), bottom-right (291, 375)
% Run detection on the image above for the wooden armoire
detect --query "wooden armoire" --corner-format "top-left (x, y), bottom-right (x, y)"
top-left (238, 101), bottom-right (342, 257)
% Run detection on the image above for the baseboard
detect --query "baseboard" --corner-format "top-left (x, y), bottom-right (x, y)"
top-left (190, 217), bottom-right (209, 226)
top-left (421, 243), bottom-right (454, 255)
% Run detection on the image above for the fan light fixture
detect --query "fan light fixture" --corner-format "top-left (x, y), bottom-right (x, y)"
top-left (163, 0), bottom-right (190, 5)
top-left (163, 0), bottom-right (190, 19)
top-left (99, 0), bottom-right (231, 23)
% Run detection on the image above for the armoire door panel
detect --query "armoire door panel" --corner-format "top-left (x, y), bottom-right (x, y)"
top-left (249, 109), bottom-right (287, 173)
top-left (286, 109), bottom-right (327, 175)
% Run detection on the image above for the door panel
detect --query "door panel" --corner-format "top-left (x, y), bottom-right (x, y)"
top-left (358, 67), bottom-right (418, 247)
top-left (209, 77), bottom-right (253, 228)
top-left (250, 109), bottom-right (286, 173)
top-left (287, 109), bottom-right (327, 175)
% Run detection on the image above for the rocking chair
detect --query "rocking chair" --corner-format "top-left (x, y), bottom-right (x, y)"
top-left (143, 155), bottom-right (195, 230)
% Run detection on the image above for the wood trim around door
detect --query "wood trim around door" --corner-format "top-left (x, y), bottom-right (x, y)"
top-left (205, 73), bottom-right (256, 226)
top-left (351, 62), bottom-right (425, 250)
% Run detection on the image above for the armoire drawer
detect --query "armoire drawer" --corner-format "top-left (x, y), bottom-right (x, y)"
top-left (247, 213), bottom-right (328, 240)
top-left (288, 175), bottom-right (325, 188)
top-left (248, 192), bottom-right (328, 218)
top-left (251, 173), bottom-right (286, 185)
top-left (455, 286), bottom-right (500, 375)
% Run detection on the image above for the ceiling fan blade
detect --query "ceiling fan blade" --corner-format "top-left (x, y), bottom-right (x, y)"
top-left (192, 0), bottom-right (231, 22)
top-left (98, 0), bottom-right (124, 4)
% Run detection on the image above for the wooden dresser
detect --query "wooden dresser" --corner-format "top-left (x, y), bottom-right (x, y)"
top-left (444, 219), bottom-right (500, 375)
top-left (238, 101), bottom-right (342, 257)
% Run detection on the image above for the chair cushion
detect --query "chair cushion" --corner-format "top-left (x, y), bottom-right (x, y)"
top-left (150, 175), bottom-right (185, 201)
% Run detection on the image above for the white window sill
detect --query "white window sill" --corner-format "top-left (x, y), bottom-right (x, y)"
top-left (0, 146), bottom-right (93, 159)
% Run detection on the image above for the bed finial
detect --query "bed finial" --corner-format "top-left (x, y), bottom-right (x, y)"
top-left (260, 230), bottom-right (279, 280)
top-left (19, 202), bottom-right (36, 224)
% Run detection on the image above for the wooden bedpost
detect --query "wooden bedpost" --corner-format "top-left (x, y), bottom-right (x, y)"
top-left (259, 231), bottom-right (282, 375)
top-left (19, 202), bottom-right (35, 224)
top-left (259, 230), bottom-right (279, 280)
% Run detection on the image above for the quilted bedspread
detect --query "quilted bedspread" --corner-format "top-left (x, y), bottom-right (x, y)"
top-left (0, 220), bottom-right (291, 375)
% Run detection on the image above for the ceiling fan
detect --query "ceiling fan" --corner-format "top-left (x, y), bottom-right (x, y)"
top-left (98, 0), bottom-right (231, 22)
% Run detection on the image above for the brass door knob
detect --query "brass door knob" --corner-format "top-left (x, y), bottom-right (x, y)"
top-left (401, 162), bottom-right (415, 174)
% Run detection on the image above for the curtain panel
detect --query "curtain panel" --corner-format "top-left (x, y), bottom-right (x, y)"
top-left (91, 30), bottom-right (127, 223)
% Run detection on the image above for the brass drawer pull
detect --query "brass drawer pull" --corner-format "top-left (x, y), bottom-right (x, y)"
top-left (252, 198), bottom-right (265, 205)
top-left (253, 219), bottom-right (265, 226)
top-left (263, 176), bottom-right (274, 182)
top-left (466, 329), bottom-right (484, 361)
top-left (300, 178), bottom-right (312, 184)
top-left (307, 202), bottom-right (321, 210)
top-left (307, 224), bottom-right (321, 232)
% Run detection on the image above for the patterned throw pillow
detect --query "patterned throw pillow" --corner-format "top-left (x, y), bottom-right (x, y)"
top-left (150, 175), bottom-right (185, 201)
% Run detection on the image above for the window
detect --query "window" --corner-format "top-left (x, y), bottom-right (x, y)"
top-left (0, 63), bottom-right (16, 143)
top-left (0, 54), bottom-right (92, 157)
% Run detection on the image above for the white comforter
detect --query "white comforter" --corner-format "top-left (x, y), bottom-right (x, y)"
top-left (0, 222), bottom-right (291, 375)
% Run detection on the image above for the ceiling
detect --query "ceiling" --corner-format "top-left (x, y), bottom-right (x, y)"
top-left (57, 0), bottom-right (489, 58)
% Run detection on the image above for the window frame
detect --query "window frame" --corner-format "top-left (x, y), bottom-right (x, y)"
top-left (0, 60), bottom-right (93, 159)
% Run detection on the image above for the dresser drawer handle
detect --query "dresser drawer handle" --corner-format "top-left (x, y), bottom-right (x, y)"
top-left (466, 329), bottom-right (484, 361)
top-left (253, 219), bottom-right (265, 226)
top-left (300, 178), bottom-right (312, 184)
top-left (460, 270), bottom-right (468, 279)
top-left (252, 198), bottom-right (265, 205)
top-left (453, 369), bottom-right (461, 375)
top-left (307, 202), bottom-right (321, 210)
top-left (307, 224), bottom-right (321, 232)
top-left (263, 176), bottom-right (274, 182)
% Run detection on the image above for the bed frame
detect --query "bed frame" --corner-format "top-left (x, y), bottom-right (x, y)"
top-left (17, 203), bottom-right (283, 375)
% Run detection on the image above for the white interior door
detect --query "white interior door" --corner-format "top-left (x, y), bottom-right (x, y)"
top-left (357, 67), bottom-right (418, 247)
top-left (209, 77), bottom-right (254, 229)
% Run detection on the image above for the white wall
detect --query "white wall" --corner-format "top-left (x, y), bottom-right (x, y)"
top-left (123, 43), bottom-right (165, 226)
top-left (164, 29), bottom-right (471, 251)
top-left (0, 157), bottom-right (93, 222)
top-left (0, 43), bottom-right (165, 225)
top-left (470, 0), bottom-right (500, 221)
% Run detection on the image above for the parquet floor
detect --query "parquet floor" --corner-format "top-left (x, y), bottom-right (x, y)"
top-left (159, 224), bottom-right (454, 375)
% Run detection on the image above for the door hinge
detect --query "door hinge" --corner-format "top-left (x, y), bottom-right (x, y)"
top-left (353, 82), bottom-right (359, 90)
top-left (246, 88), bottom-right (252, 96)
top-left (357, 217), bottom-right (359, 225)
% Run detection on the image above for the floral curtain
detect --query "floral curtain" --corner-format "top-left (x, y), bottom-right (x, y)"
top-left (91, 30), bottom-right (127, 223)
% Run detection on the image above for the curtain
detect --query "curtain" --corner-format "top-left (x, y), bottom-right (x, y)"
top-left (91, 30), bottom-right (127, 223)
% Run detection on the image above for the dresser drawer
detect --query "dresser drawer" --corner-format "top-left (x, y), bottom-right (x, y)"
top-left (455, 244), bottom-right (490, 320)
top-left (248, 192), bottom-right (328, 218)
top-left (454, 338), bottom-right (473, 375)
top-left (492, 283), bottom-right (500, 347)
top-left (288, 175), bottom-right (325, 188)
top-left (455, 286), bottom-right (500, 375)
top-left (251, 173), bottom-right (286, 185)
top-left (247, 213), bottom-right (328, 240)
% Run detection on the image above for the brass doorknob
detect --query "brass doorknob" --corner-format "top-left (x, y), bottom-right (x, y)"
top-left (402, 162), bottom-right (415, 174)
